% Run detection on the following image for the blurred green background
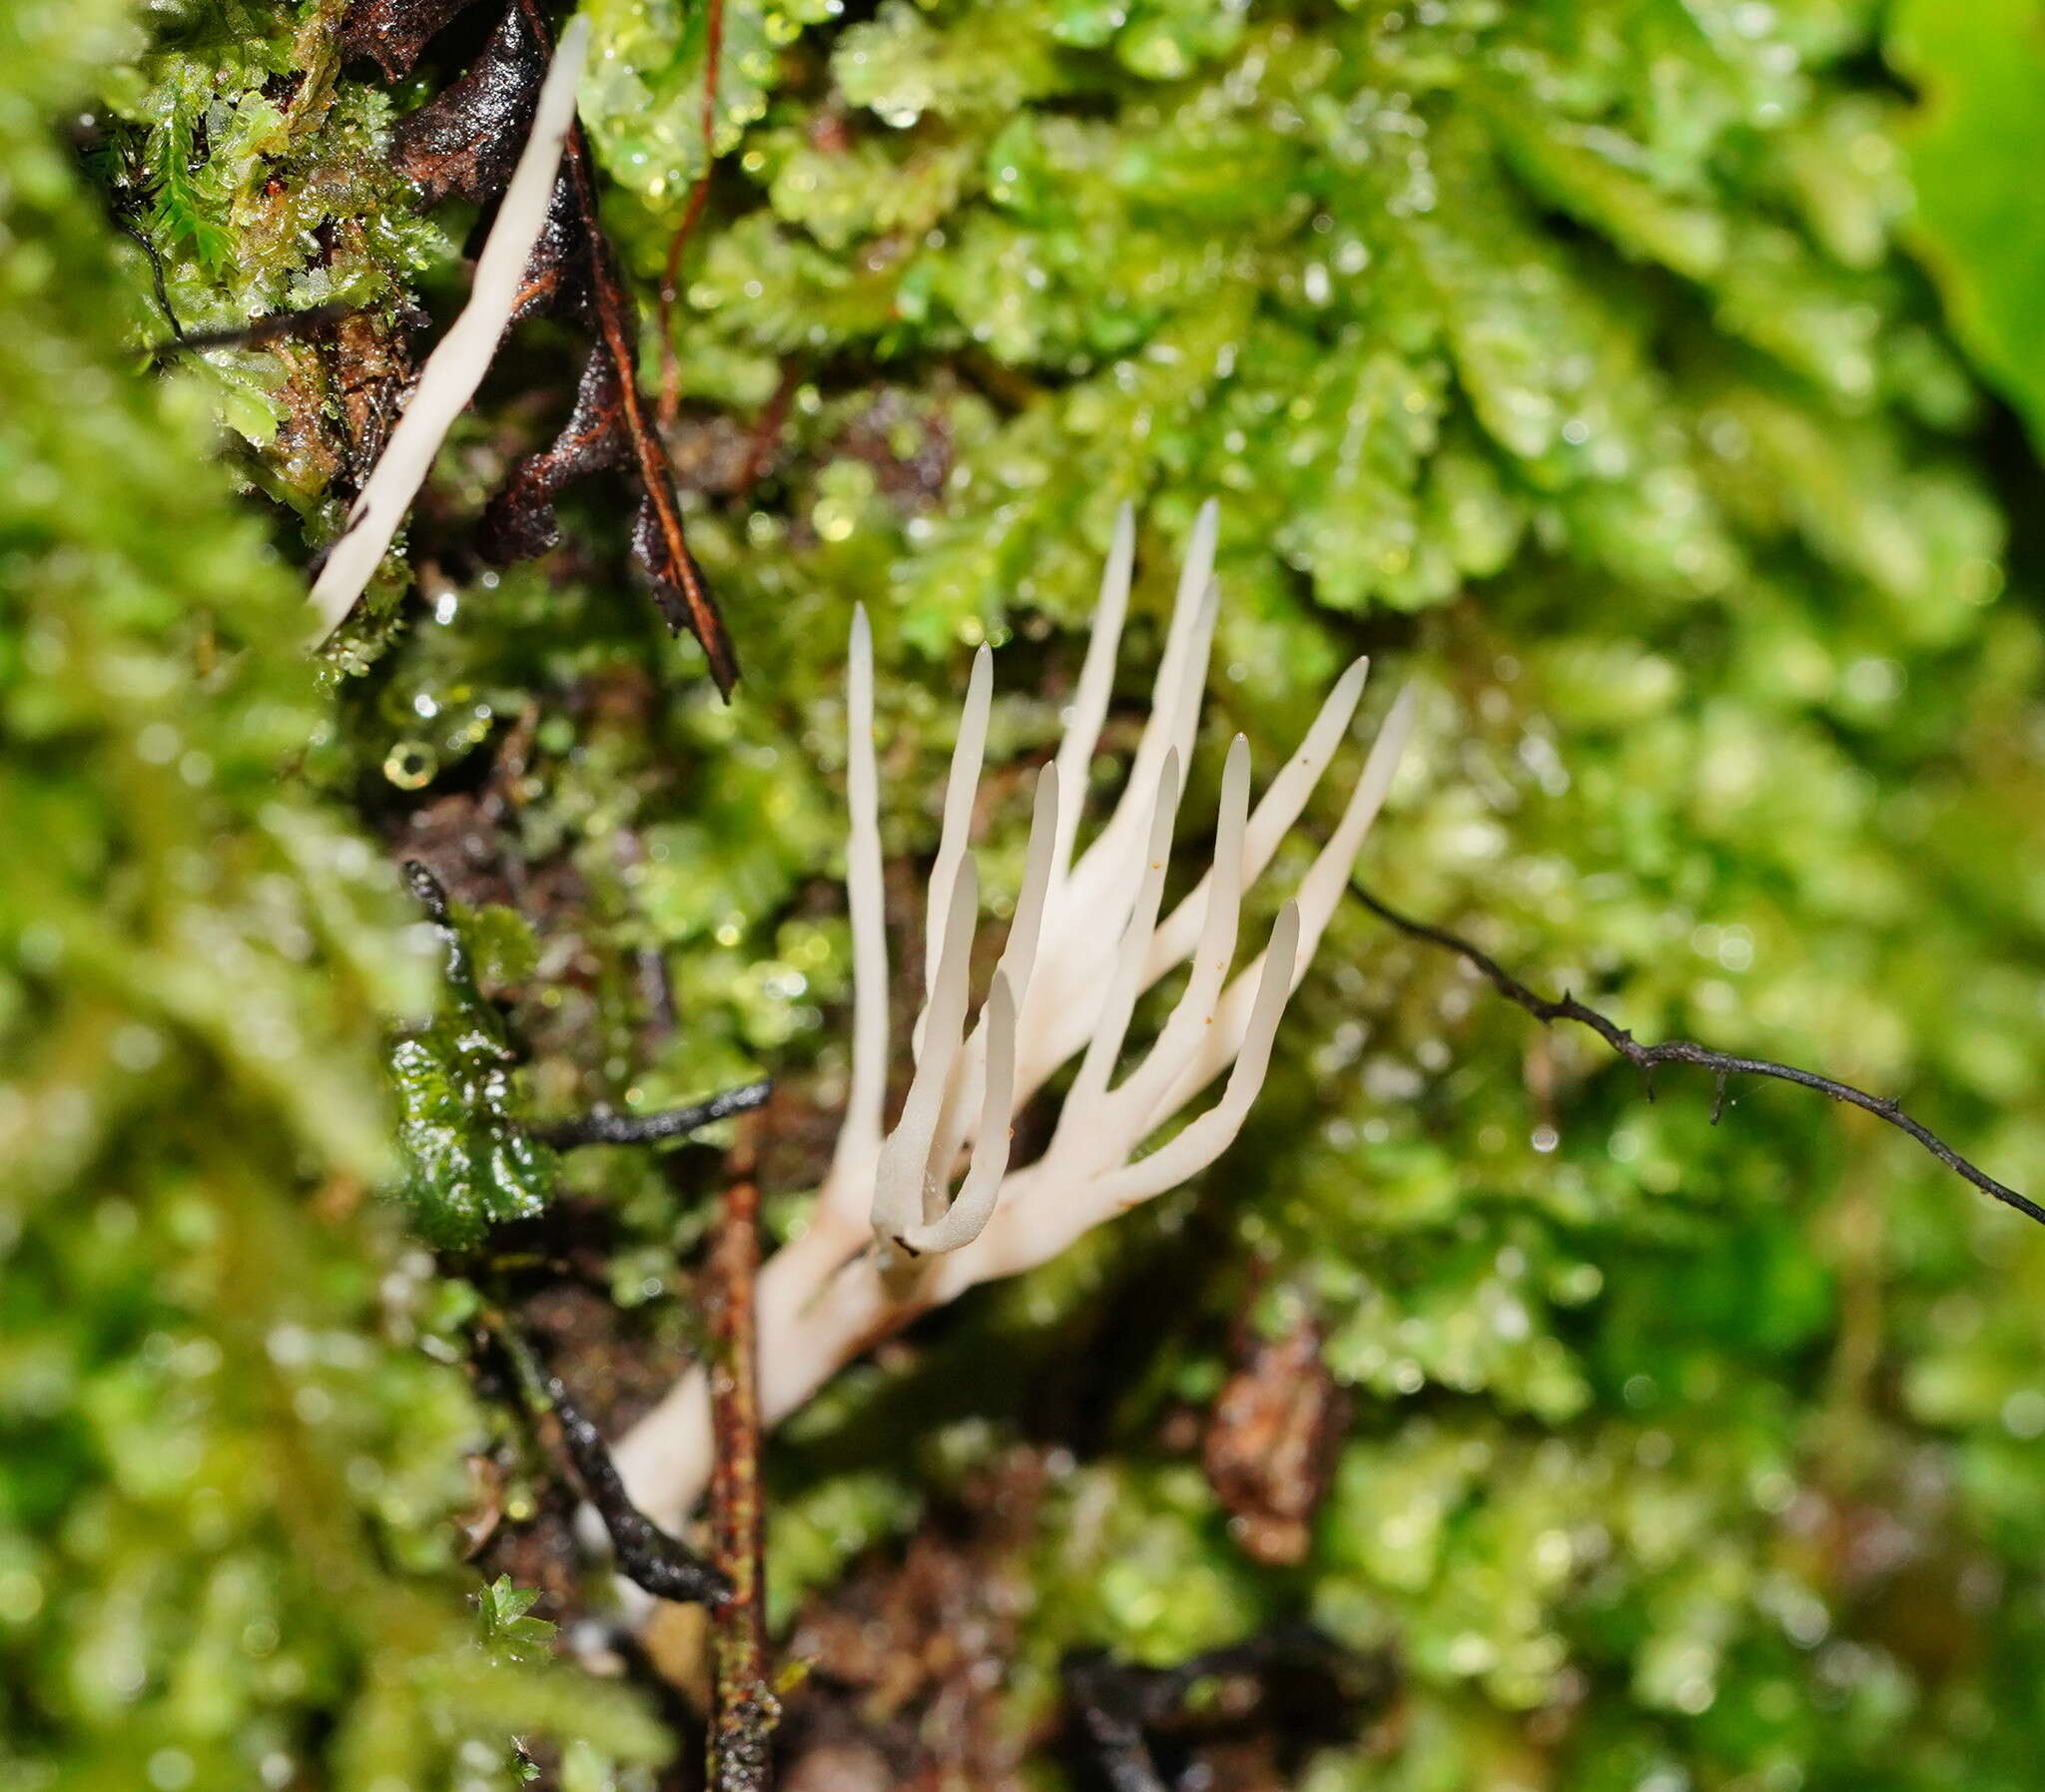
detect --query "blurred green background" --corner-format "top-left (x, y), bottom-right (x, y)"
top-left (6, 0), bottom-right (2045, 1786)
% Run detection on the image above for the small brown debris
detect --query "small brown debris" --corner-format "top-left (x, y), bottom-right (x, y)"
top-left (458, 1451), bottom-right (506, 1557)
top-left (1202, 1311), bottom-right (1349, 1566)
top-left (781, 1453), bottom-right (1046, 1791)
top-left (394, 791), bottom-right (518, 910)
top-left (780, 1738), bottom-right (895, 1792)
top-left (830, 388), bottom-right (954, 513)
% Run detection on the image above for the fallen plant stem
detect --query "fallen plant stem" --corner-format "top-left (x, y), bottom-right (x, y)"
top-left (537, 1080), bottom-right (771, 1148)
top-left (479, 1308), bottom-right (731, 1605)
top-left (706, 1115), bottom-right (777, 1790)
top-left (1352, 883), bottom-right (2044, 1228)
top-left (656, 0), bottom-right (725, 430)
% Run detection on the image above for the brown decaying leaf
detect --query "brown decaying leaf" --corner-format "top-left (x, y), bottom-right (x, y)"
top-left (1201, 1312), bottom-right (1350, 1566)
top-left (479, 337), bottom-right (628, 561)
top-left (339, 0), bottom-right (477, 79)
top-left (506, 178), bottom-right (585, 323)
top-left (331, 307), bottom-right (418, 490)
top-left (340, 0), bottom-right (740, 695)
top-left (387, 0), bottom-right (542, 207)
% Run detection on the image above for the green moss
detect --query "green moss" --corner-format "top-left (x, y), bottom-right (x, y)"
top-left (99, 2), bottom-right (447, 482)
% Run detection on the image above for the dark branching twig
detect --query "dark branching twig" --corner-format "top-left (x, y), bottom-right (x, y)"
top-left (535, 1080), bottom-right (770, 1148)
top-left (706, 1118), bottom-right (778, 1789)
top-left (1353, 882), bottom-right (2044, 1228)
top-left (482, 1310), bottom-right (731, 1605)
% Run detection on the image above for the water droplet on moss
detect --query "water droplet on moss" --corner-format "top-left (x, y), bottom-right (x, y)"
top-left (383, 741), bottom-right (437, 789)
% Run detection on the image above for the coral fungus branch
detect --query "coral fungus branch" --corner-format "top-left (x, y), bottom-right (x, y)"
top-left (1350, 883), bottom-right (2045, 1227)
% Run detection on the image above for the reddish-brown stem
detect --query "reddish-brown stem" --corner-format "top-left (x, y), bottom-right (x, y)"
top-left (707, 1116), bottom-right (777, 1790)
top-left (737, 360), bottom-right (801, 491)
top-left (657, 0), bottom-right (726, 430)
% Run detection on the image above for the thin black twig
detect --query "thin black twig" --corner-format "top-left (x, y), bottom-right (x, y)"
top-left (537, 1080), bottom-right (770, 1148)
top-left (1352, 883), bottom-right (2043, 1229)
top-left (115, 216), bottom-right (183, 341)
top-left (544, 1369), bottom-right (732, 1605)
top-left (154, 300), bottom-right (357, 359)
top-left (482, 1310), bottom-right (732, 1606)
top-left (403, 859), bottom-right (456, 925)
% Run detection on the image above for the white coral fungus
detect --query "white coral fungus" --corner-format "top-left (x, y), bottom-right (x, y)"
top-left (610, 502), bottom-right (1416, 1537)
